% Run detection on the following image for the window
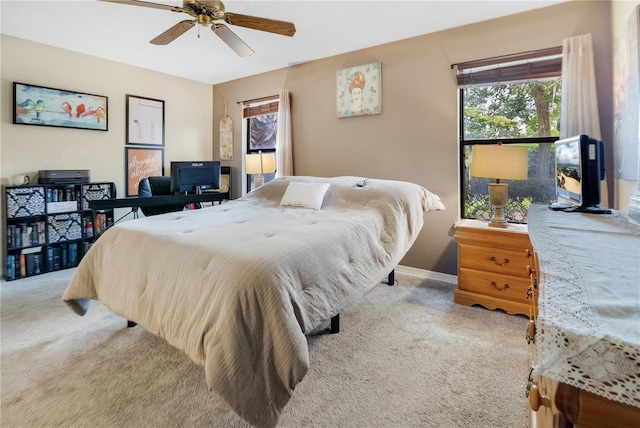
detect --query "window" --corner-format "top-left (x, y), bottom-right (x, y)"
top-left (243, 96), bottom-right (279, 192)
top-left (457, 47), bottom-right (562, 223)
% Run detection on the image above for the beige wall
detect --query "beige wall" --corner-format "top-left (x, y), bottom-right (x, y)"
top-left (1, 35), bottom-right (214, 273)
top-left (213, 1), bottom-right (613, 275)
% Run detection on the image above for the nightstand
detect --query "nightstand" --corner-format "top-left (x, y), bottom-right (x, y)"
top-left (453, 219), bottom-right (533, 316)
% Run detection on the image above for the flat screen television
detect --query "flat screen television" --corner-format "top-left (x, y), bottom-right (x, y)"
top-left (551, 134), bottom-right (610, 214)
top-left (170, 161), bottom-right (221, 194)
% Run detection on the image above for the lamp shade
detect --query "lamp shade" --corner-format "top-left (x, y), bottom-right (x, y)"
top-left (261, 152), bottom-right (276, 174)
top-left (245, 153), bottom-right (263, 175)
top-left (470, 144), bottom-right (528, 180)
top-left (245, 151), bottom-right (277, 175)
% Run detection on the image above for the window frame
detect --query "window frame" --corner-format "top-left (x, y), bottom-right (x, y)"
top-left (243, 96), bottom-right (279, 193)
top-left (456, 48), bottom-right (562, 223)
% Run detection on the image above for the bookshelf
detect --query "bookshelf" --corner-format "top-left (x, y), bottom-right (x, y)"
top-left (3, 182), bottom-right (115, 280)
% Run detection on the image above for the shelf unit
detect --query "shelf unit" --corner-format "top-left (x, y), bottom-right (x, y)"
top-left (3, 182), bottom-right (115, 280)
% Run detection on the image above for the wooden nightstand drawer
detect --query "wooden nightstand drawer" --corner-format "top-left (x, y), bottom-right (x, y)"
top-left (458, 267), bottom-right (531, 302)
top-left (459, 243), bottom-right (532, 277)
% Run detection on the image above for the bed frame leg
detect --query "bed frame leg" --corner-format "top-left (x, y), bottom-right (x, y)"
top-left (387, 269), bottom-right (395, 286)
top-left (127, 320), bottom-right (137, 328)
top-left (330, 314), bottom-right (340, 334)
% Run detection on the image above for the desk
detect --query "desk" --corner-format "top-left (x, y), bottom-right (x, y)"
top-left (88, 192), bottom-right (228, 211)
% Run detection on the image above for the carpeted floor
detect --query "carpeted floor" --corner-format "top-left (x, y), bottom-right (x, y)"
top-left (1, 269), bottom-right (529, 427)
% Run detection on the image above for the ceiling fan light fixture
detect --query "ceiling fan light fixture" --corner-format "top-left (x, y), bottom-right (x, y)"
top-left (197, 14), bottom-right (211, 25)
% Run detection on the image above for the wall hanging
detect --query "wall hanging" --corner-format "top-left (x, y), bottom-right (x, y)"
top-left (125, 147), bottom-right (164, 197)
top-left (126, 95), bottom-right (165, 146)
top-left (220, 101), bottom-right (233, 160)
top-left (13, 82), bottom-right (108, 131)
top-left (336, 62), bottom-right (382, 118)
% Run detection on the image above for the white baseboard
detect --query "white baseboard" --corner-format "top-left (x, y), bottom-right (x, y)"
top-left (396, 265), bottom-right (457, 285)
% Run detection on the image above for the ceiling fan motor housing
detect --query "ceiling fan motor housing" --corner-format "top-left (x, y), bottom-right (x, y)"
top-left (184, 0), bottom-right (226, 21)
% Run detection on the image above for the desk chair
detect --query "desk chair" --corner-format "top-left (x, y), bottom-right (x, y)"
top-left (138, 176), bottom-right (184, 216)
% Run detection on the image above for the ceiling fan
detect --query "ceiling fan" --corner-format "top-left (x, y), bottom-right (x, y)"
top-left (100, 0), bottom-right (296, 57)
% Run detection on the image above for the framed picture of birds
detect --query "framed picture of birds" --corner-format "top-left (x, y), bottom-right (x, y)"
top-left (13, 82), bottom-right (108, 131)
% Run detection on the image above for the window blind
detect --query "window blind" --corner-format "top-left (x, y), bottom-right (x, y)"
top-left (242, 95), bottom-right (279, 118)
top-left (454, 46), bottom-right (562, 86)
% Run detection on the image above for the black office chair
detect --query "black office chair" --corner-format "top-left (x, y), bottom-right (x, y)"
top-left (138, 176), bottom-right (184, 216)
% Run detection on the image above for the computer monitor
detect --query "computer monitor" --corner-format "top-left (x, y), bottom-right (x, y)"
top-left (170, 161), bottom-right (221, 194)
top-left (551, 135), bottom-right (609, 213)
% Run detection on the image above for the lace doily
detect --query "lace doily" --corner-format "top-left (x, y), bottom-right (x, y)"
top-left (528, 204), bottom-right (640, 408)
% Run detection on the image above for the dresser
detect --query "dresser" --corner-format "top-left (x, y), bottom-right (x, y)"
top-left (526, 205), bottom-right (640, 427)
top-left (453, 219), bottom-right (533, 316)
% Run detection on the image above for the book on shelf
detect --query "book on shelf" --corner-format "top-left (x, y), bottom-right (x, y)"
top-left (6, 255), bottom-right (16, 280)
top-left (25, 253), bottom-right (35, 276)
top-left (19, 254), bottom-right (26, 277)
top-left (47, 247), bottom-right (62, 271)
top-left (68, 243), bottom-right (78, 267)
top-left (61, 245), bottom-right (68, 268)
top-left (7, 225), bottom-right (14, 248)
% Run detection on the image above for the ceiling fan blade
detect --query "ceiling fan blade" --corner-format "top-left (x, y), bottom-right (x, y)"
top-left (99, 0), bottom-right (183, 13)
top-left (150, 20), bottom-right (196, 45)
top-left (212, 24), bottom-right (255, 57)
top-left (224, 13), bottom-right (296, 37)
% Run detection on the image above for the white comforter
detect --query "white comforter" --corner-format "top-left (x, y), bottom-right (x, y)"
top-left (63, 176), bottom-right (444, 427)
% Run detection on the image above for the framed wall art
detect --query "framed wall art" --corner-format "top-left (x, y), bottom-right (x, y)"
top-left (13, 82), bottom-right (108, 131)
top-left (126, 95), bottom-right (165, 146)
top-left (125, 147), bottom-right (164, 197)
top-left (336, 62), bottom-right (382, 118)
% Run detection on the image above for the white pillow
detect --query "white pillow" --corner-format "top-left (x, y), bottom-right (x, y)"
top-left (280, 181), bottom-right (330, 210)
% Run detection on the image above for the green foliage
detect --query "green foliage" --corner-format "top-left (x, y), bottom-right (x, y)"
top-left (463, 80), bottom-right (561, 140)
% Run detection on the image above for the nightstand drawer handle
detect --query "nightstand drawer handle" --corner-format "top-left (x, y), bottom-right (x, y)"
top-left (490, 256), bottom-right (509, 266)
top-left (491, 281), bottom-right (510, 291)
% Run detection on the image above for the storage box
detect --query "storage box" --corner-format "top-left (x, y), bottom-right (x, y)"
top-left (47, 201), bottom-right (78, 214)
top-left (6, 186), bottom-right (46, 218)
top-left (47, 213), bottom-right (82, 243)
top-left (82, 183), bottom-right (114, 210)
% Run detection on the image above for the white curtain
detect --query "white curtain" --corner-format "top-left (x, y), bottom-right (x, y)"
top-left (560, 33), bottom-right (608, 205)
top-left (276, 90), bottom-right (293, 176)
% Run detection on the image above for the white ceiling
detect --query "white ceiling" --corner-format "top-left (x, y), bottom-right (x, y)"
top-left (1, 0), bottom-right (566, 85)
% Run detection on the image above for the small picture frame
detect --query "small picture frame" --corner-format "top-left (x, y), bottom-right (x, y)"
top-left (13, 82), bottom-right (108, 131)
top-left (125, 147), bottom-right (164, 197)
top-left (336, 62), bottom-right (382, 118)
top-left (126, 95), bottom-right (165, 146)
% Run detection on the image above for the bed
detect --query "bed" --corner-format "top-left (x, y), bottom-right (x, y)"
top-left (63, 175), bottom-right (445, 427)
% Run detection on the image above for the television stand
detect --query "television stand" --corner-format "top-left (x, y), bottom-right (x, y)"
top-left (548, 203), bottom-right (612, 215)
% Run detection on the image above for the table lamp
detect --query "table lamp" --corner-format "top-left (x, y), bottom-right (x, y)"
top-left (470, 143), bottom-right (528, 228)
top-left (246, 151), bottom-right (276, 189)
